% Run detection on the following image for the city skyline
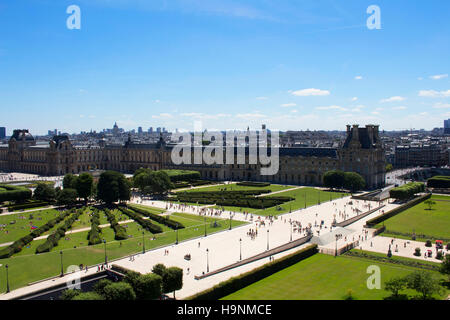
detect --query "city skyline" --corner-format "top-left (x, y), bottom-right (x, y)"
top-left (1, 0), bottom-right (449, 134)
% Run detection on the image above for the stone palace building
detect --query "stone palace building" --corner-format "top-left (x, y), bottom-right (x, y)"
top-left (0, 125), bottom-right (386, 189)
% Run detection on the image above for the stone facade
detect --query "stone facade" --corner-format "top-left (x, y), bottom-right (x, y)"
top-left (0, 125), bottom-right (386, 189)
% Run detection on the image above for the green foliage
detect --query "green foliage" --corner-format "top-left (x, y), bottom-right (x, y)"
top-left (323, 170), bottom-right (346, 190)
top-left (35, 209), bottom-right (83, 253)
top-left (7, 200), bottom-right (48, 211)
top-left (128, 205), bottom-right (184, 230)
top-left (71, 292), bottom-right (105, 300)
top-left (385, 163), bottom-right (393, 173)
top-left (439, 254), bottom-right (450, 280)
top-left (0, 184), bottom-right (32, 203)
top-left (343, 172), bottom-right (366, 192)
top-left (424, 199), bottom-right (436, 210)
top-left (134, 169), bottom-right (174, 195)
top-left (384, 276), bottom-right (407, 297)
top-left (75, 173), bottom-right (94, 202)
top-left (104, 208), bottom-right (128, 240)
top-left (102, 282), bottom-right (136, 300)
top-left (0, 209), bottom-right (73, 258)
top-left (60, 289), bottom-right (81, 300)
top-left (236, 181), bottom-right (271, 187)
top-left (97, 171), bottom-right (131, 204)
top-left (174, 189), bottom-right (293, 209)
top-left (152, 263), bottom-right (167, 277)
top-left (427, 176), bottom-right (450, 188)
top-left (160, 170), bottom-right (201, 182)
top-left (389, 182), bottom-right (425, 200)
top-left (93, 279), bottom-right (113, 296)
top-left (128, 273), bottom-right (162, 300)
top-left (162, 267), bottom-right (183, 297)
top-left (63, 174), bottom-right (78, 190)
top-left (33, 183), bottom-right (56, 202)
top-left (117, 206), bottom-right (163, 234)
top-left (405, 270), bottom-right (443, 300)
top-left (57, 188), bottom-right (78, 206)
top-left (88, 209), bottom-right (102, 245)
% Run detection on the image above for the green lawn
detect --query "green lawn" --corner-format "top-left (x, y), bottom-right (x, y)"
top-left (223, 252), bottom-right (448, 300)
top-left (0, 209), bottom-right (62, 244)
top-left (213, 187), bottom-right (348, 216)
top-left (176, 183), bottom-right (295, 194)
top-left (0, 210), bottom-right (247, 292)
top-left (376, 195), bottom-right (450, 241)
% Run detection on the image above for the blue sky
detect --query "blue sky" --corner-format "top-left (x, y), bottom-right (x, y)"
top-left (0, 0), bottom-right (449, 135)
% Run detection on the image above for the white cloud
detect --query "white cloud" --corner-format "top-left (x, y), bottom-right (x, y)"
top-left (419, 90), bottom-right (450, 98)
top-left (181, 113), bottom-right (231, 120)
top-left (429, 74), bottom-right (448, 80)
top-left (316, 105), bottom-right (347, 111)
top-left (256, 96), bottom-right (268, 100)
top-left (417, 77), bottom-right (423, 80)
top-left (351, 97), bottom-right (358, 102)
top-left (433, 102), bottom-right (450, 109)
top-left (354, 76), bottom-right (363, 80)
top-left (280, 103), bottom-right (297, 107)
top-left (235, 113), bottom-right (266, 119)
top-left (291, 88), bottom-right (330, 96)
top-left (392, 106), bottom-right (407, 110)
top-left (380, 96), bottom-right (406, 103)
top-left (152, 113), bottom-right (173, 119)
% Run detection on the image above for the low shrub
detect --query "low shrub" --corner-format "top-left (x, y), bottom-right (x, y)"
top-left (128, 205), bottom-right (184, 230)
top-left (237, 181), bottom-right (271, 187)
top-left (117, 206), bottom-right (163, 234)
top-left (88, 209), bottom-right (102, 245)
top-left (104, 208), bottom-right (128, 240)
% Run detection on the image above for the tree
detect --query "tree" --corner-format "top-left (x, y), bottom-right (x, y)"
top-left (63, 173), bottom-right (78, 189)
top-left (323, 170), bottom-right (345, 190)
top-left (33, 183), bottom-right (56, 202)
top-left (384, 276), bottom-right (407, 299)
top-left (405, 271), bottom-right (443, 300)
top-left (132, 274), bottom-right (162, 300)
top-left (92, 279), bottom-right (113, 296)
top-left (75, 172), bottom-right (94, 204)
top-left (439, 254), bottom-right (450, 282)
top-left (343, 172), bottom-right (366, 192)
top-left (424, 199), bottom-right (436, 210)
top-left (97, 171), bottom-right (130, 204)
top-left (102, 282), bottom-right (136, 300)
top-left (57, 188), bottom-right (78, 206)
top-left (162, 267), bottom-right (183, 299)
top-left (152, 263), bottom-right (167, 277)
top-left (134, 170), bottom-right (174, 195)
top-left (385, 163), bottom-right (393, 173)
top-left (60, 289), bottom-right (81, 300)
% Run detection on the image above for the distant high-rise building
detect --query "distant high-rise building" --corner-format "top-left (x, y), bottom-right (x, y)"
top-left (0, 127), bottom-right (5, 139)
top-left (138, 126), bottom-right (143, 134)
top-left (148, 127), bottom-right (153, 133)
top-left (445, 119), bottom-right (450, 134)
top-left (156, 127), bottom-right (161, 133)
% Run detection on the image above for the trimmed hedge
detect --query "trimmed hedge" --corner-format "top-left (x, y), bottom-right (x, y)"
top-left (35, 209), bottom-right (84, 253)
top-left (88, 209), bottom-right (102, 245)
top-left (117, 206), bottom-right (163, 234)
top-left (427, 176), bottom-right (450, 189)
top-left (186, 244), bottom-right (318, 300)
top-left (236, 181), bottom-right (271, 187)
top-left (160, 170), bottom-right (201, 182)
top-left (127, 205), bottom-right (184, 230)
top-left (0, 184), bottom-right (32, 203)
top-left (7, 201), bottom-right (49, 211)
top-left (104, 208), bottom-right (128, 240)
top-left (174, 189), bottom-right (293, 209)
top-left (389, 182), bottom-right (425, 200)
top-left (365, 193), bottom-right (431, 228)
top-left (344, 250), bottom-right (440, 271)
top-left (0, 209), bottom-right (74, 258)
